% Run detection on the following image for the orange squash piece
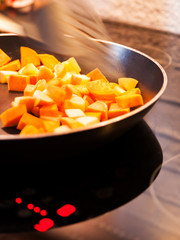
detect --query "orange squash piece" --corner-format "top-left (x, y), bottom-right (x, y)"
top-left (8, 74), bottom-right (30, 92)
top-left (118, 77), bottom-right (138, 91)
top-left (86, 68), bottom-right (108, 82)
top-left (19, 63), bottom-right (39, 76)
top-left (24, 84), bottom-right (36, 96)
top-left (20, 124), bottom-right (45, 135)
top-left (54, 62), bottom-right (66, 78)
top-left (108, 103), bottom-right (130, 119)
top-left (0, 59), bottom-right (21, 71)
top-left (40, 104), bottom-right (61, 121)
top-left (86, 100), bottom-right (108, 121)
top-left (12, 96), bottom-right (35, 113)
top-left (39, 54), bottom-right (59, 71)
top-left (61, 117), bottom-right (84, 129)
top-left (0, 49), bottom-right (11, 67)
top-left (86, 79), bottom-right (117, 101)
top-left (17, 112), bottom-right (44, 130)
top-left (46, 85), bottom-right (66, 107)
top-left (0, 104), bottom-right (27, 127)
top-left (116, 94), bottom-right (143, 108)
top-left (20, 46), bottom-right (40, 67)
top-left (42, 120), bottom-right (60, 132)
top-left (38, 66), bottom-right (54, 81)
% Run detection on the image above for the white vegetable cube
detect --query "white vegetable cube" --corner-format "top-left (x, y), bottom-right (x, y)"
top-left (54, 125), bottom-right (71, 133)
top-left (76, 116), bottom-right (99, 126)
top-left (65, 109), bottom-right (85, 119)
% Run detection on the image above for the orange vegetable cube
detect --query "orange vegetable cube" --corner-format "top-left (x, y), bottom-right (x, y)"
top-left (61, 117), bottom-right (84, 129)
top-left (65, 84), bottom-right (82, 98)
top-left (17, 112), bottom-right (44, 130)
top-left (63, 94), bottom-right (86, 112)
top-left (86, 100), bottom-right (108, 121)
top-left (0, 104), bottom-right (27, 127)
top-left (39, 53), bottom-right (59, 71)
top-left (40, 104), bottom-right (61, 122)
top-left (31, 106), bottom-right (40, 117)
top-left (8, 74), bottom-right (30, 92)
top-left (24, 84), bottom-right (36, 96)
top-left (12, 96), bottom-right (35, 112)
top-left (86, 79), bottom-right (116, 100)
top-left (86, 68), bottom-right (108, 82)
top-left (116, 94), bottom-right (143, 108)
top-left (0, 59), bottom-right (21, 71)
top-left (62, 57), bottom-right (81, 73)
top-left (20, 124), bottom-right (45, 135)
top-left (35, 79), bottom-right (47, 91)
top-left (118, 77), bottom-right (138, 91)
top-left (46, 85), bottom-right (66, 107)
top-left (38, 66), bottom-right (54, 81)
top-left (71, 74), bottom-right (90, 85)
top-left (20, 46), bottom-right (40, 67)
top-left (108, 103), bottom-right (130, 119)
top-left (42, 120), bottom-right (60, 133)
top-left (54, 62), bottom-right (66, 78)
top-left (0, 49), bottom-right (11, 67)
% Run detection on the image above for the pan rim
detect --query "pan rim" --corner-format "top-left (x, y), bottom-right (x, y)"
top-left (0, 34), bottom-right (168, 141)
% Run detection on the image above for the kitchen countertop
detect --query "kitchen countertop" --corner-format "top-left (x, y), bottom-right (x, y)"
top-left (0, 21), bottom-right (180, 239)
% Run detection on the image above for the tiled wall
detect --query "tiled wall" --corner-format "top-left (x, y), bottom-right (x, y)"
top-left (90, 0), bottom-right (180, 34)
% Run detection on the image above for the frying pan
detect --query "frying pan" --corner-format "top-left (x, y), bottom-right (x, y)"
top-left (0, 34), bottom-right (167, 162)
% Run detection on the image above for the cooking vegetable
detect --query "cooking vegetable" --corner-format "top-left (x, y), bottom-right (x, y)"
top-left (0, 46), bottom-right (144, 135)
top-left (0, 49), bottom-right (11, 67)
top-left (0, 59), bottom-right (21, 71)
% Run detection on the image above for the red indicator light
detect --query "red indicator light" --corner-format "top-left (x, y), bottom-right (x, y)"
top-left (27, 203), bottom-right (34, 210)
top-left (57, 204), bottom-right (76, 217)
top-left (40, 209), bottom-right (47, 216)
top-left (34, 218), bottom-right (54, 232)
top-left (34, 206), bottom-right (40, 213)
top-left (15, 198), bottom-right (22, 204)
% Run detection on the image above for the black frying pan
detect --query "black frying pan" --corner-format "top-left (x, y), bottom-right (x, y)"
top-left (0, 34), bottom-right (167, 162)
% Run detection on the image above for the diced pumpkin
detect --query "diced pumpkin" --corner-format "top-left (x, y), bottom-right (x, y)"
top-left (46, 85), bottom-right (66, 107)
top-left (42, 120), bottom-right (60, 133)
top-left (12, 96), bottom-right (35, 112)
top-left (20, 46), bottom-right (40, 67)
top-left (29, 75), bottom-right (38, 85)
top-left (47, 78), bottom-right (62, 87)
top-left (39, 53), bottom-right (59, 71)
top-left (65, 84), bottom-right (82, 98)
top-left (19, 63), bottom-right (39, 76)
top-left (74, 84), bottom-right (90, 95)
top-left (60, 72), bottom-right (72, 85)
top-left (86, 79), bottom-right (117, 100)
top-left (20, 124), bottom-right (45, 135)
top-left (108, 103), bottom-right (130, 119)
top-left (8, 74), bottom-right (30, 92)
top-left (118, 77), bottom-right (138, 91)
top-left (0, 104), bottom-right (27, 127)
top-left (71, 74), bottom-right (90, 85)
top-left (0, 59), bottom-right (21, 71)
top-left (76, 116), bottom-right (99, 126)
top-left (116, 94), bottom-right (143, 108)
top-left (86, 68), bottom-right (108, 82)
top-left (86, 100), bottom-right (108, 121)
top-left (63, 94), bottom-right (86, 112)
top-left (54, 62), bottom-right (66, 78)
top-left (24, 84), bottom-right (36, 96)
top-left (35, 79), bottom-right (47, 91)
top-left (40, 104), bottom-right (61, 122)
top-left (0, 49), bottom-right (11, 67)
top-left (31, 106), bottom-right (40, 117)
top-left (62, 57), bottom-right (81, 73)
top-left (33, 90), bottom-right (54, 106)
top-left (61, 117), bottom-right (84, 129)
top-left (85, 112), bottom-right (101, 121)
top-left (17, 112), bottom-right (44, 130)
top-left (0, 71), bottom-right (18, 84)
top-left (38, 65), bottom-right (54, 81)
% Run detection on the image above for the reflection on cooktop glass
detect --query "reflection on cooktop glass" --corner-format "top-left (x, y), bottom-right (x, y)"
top-left (0, 120), bottom-right (162, 233)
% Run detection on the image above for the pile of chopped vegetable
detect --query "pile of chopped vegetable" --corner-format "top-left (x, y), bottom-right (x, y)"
top-left (0, 46), bottom-right (143, 135)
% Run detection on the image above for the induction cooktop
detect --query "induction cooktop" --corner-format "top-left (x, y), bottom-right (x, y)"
top-left (0, 120), bottom-right (162, 233)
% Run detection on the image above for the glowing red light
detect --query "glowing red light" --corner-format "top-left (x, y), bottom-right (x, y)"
top-left (34, 206), bottom-right (40, 213)
top-left (15, 198), bottom-right (22, 204)
top-left (27, 203), bottom-right (34, 210)
top-left (57, 204), bottom-right (76, 217)
top-left (34, 218), bottom-right (54, 232)
top-left (40, 209), bottom-right (47, 216)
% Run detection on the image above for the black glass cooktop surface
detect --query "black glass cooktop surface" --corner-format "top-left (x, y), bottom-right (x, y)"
top-left (0, 120), bottom-right (162, 233)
